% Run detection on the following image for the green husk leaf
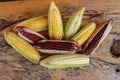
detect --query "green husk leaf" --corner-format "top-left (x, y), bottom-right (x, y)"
top-left (64, 7), bottom-right (85, 40)
top-left (40, 54), bottom-right (89, 69)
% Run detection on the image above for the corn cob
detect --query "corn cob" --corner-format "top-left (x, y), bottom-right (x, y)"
top-left (48, 1), bottom-right (63, 40)
top-left (33, 40), bottom-right (81, 54)
top-left (40, 54), bottom-right (89, 69)
top-left (15, 15), bottom-right (48, 32)
top-left (15, 26), bottom-right (46, 43)
top-left (4, 29), bottom-right (41, 64)
top-left (64, 7), bottom-right (85, 40)
top-left (71, 22), bottom-right (96, 46)
top-left (83, 20), bottom-right (112, 54)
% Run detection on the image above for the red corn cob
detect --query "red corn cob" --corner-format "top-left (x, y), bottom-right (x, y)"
top-left (15, 26), bottom-right (46, 43)
top-left (33, 40), bottom-right (81, 54)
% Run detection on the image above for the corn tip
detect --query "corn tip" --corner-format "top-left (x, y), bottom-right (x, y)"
top-left (81, 7), bottom-right (85, 11)
top-left (89, 22), bottom-right (96, 28)
top-left (51, 1), bottom-right (56, 8)
top-left (79, 7), bottom-right (85, 14)
top-left (51, 1), bottom-right (55, 4)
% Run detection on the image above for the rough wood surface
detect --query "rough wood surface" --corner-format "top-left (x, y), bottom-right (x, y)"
top-left (0, 0), bottom-right (120, 80)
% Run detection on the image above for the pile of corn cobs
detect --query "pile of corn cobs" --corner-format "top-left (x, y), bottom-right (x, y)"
top-left (4, 1), bottom-right (112, 69)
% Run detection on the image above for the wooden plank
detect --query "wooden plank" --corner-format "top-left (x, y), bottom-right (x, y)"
top-left (0, 0), bottom-right (83, 31)
top-left (0, 0), bottom-right (83, 21)
top-left (0, 0), bottom-right (120, 80)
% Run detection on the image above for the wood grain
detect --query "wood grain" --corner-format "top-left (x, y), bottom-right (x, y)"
top-left (0, 0), bottom-right (83, 21)
top-left (0, 0), bottom-right (120, 80)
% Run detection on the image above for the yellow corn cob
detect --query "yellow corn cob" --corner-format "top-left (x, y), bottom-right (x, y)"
top-left (48, 1), bottom-right (63, 40)
top-left (71, 22), bottom-right (96, 46)
top-left (4, 28), bottom-right (41, 64)
top-left (15, 15), bottom-right (48, 32)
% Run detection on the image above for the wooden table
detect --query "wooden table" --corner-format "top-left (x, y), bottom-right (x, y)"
top-left (0, 0), bottom-right (120, 80)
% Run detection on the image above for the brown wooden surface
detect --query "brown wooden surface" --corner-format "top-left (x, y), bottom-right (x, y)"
top-left (0, 0), bottom-right (120, 80)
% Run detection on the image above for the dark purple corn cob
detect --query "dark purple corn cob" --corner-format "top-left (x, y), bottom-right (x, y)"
top-left (15, 26), bottom-right (46, 43)
top-left (82, 20), bottom-right (112, 54)
top-left (33, 40), bottom-right (81, 54)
